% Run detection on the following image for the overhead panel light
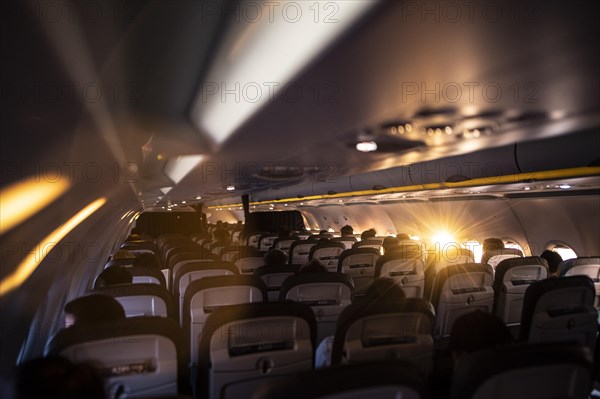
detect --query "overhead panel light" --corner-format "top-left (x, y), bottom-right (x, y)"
top-left (356, 141), bottom-right (378, 152)
top-left (192, 1), bottom-right (379, 146)
top-left (226, 185), bottom-right (236, 191)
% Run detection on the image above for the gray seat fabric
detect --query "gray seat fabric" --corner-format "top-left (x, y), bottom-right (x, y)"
top-left (519, 275), bottom-right (598, 352)
top-left (451, 342), bottom-right (594, 399)
top-left (492, 257), bottom-right (548, 330)
top-left (430, 263), bottom-right (494, 340)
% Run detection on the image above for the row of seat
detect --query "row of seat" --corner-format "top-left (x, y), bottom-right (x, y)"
top-left (46, 288), bottom-right (597, 399)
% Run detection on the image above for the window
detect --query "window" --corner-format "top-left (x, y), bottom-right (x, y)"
top-left (503, 239), bottom-right (525, 255)
top-left (462, 240), bottom-right (483, 263)
top-left (547, 243), bottom-right (577, 261)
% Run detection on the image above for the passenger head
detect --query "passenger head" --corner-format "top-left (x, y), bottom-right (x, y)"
top-left (364, 278), bottom-right (406, 303)
top-left (298, 259), bottom-right (328, 274)
top-left (361, 229), bottom-right (376, 240)
top-left (340, 225), bottom-right (354, 237)
top-left (483, 238), bottom-right (505, 252)
top-left (449, 310), bottom-right (513, 367)
top-left (16, 356), bottom-right (106, 399)
top-left (382, 236), bottom-right (400, 253)
top-left (93, 266), bottom-right (132, 288)
top-left (64, 295), bottom-right (125, 327)
top-left (264, 249), bottom-right (288, 266)
top-left (396, 233), bottom-right (410, 240)
top-left (278, 226), bottom-right (292, 238)
top-left (213, 228), bottom-right (230, 244)
top-left (540, 250), bottom-right (563, 277)
top-left (133, 253), bottom-right (160, 268)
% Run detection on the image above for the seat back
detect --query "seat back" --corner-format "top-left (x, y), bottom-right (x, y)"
top-left (259, 234), bottom-right (278, 251)
top-left (254, 265), bottom-right (301, 301)
top-left (481, 248), bottom-right (523, 269)
top-left (492, 257), bottom-right (548, 329)
top-left (252, 361), bottom-right (426, 399)
top-left (246, 233), bottom-right (263, 248)
top-left (92, 284), bottom-right (175, 319)
top-left (375, 253), bottom-right (425, 298)
top-left (280, 272), bottom-right (354, 342)
top-left (46, 317), bottom-right (187, 398)
top-left (174, 261), bottom-right (239, 321)
top-left (331, 236), bottom-right (358, 250)
top-left (519, 275), bottom-right (598, 351)
top-left (272, 238), bottom-right (295, 254)
top-left (431, 263), bottom-right (494, 339)
top-left (289, 241), bottom-right (316, 265)
top-left (309, 242), bottom-right (347, 272)
top-left (234, 247), bottom-right (266, 274)
top-left (338, 248), bottom-right (380, 293)
top-left (122, 266), bottom-right (167, 288)
top-left (434, 248), bottom-right (474, 275)
top-left (198, 302), bottom-right (316, 399)
top-left (352, 239), bottom-right (383, 252)
top-left (331, 299), bottom-right (435, 372)
top-left (560, 257), bottom-right (600, 306)
top-left (451, 342), bottom-right (594, 399)
top-left (182, 275), bottom-right (267, 366)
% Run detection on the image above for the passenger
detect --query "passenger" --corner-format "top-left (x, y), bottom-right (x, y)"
top-left (396, 233), bottom-right (410, 240)
top-left (382, 236), bottom-right (400, 254)
top-left (449, 310), bottom-right (513, 368)
top-left (93, 266), bottom-right (132, 288)
top-left (340, 225), bottom-right (354, 237)
top-left (64, 295), bottom-right (125, 327)
top-left (132, 253), bottom-right (160, 268)
top-left (540, 249), bottom-right (563, 277)
top-left (212, 227), bottom-right (230, 246)
top-left (298, 259), bottom-right (328, 274)
top-left (363, 277), bottom-right (406, 303)
top-left (264, 249), bottom-right (288, 266)
top-left (483, 237), bottom-right (505, 252)
top-left (15, 356), bottom-right (106, 399)
top-left (361, 228), bottom-right (377, 240)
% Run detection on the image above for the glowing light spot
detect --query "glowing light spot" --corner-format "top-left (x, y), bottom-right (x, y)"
top-left (0, 198), bottom-right (107, 296)
top-left (0, 177), bottom-right (70, 234)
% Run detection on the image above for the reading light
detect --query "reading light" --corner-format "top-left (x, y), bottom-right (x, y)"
top-left (226, 185), bottom-right (236, 191)
top-left (559, 184), bottom-right (571, 189)
top-left (356, 141), bottom-right (378, 152)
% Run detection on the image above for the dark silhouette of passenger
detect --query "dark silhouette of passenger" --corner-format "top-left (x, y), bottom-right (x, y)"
top-left (449, 310), bottom-right (513, 367)
top-left (540, 249), bottom-right (563, 277)
top-left (363, 277), bottom-right (406, 303)
top-left (361, 229), bottom-right (377, 240)
top-left (382, 236), bottom-right (400, 254)
top-left (64, 295), bottom-right (125, 327)
top-left (15, 356), bottom-right (106, 399)
top-left (340, 225), bottom-right (354, 237)
top-left (396, 233), bottom-right (410, 240)
top-left (483, 238), bottom-right (505, 252)
top-left (93, 266), bottom-right (132, 289)
top-left (264, 249), bottom-right (288, 266)
top-left (298, 259), bottom-right (328, 274)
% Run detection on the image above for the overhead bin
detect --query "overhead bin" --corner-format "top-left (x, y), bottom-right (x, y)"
top-left (515, 129), bottom-right (599, 173)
